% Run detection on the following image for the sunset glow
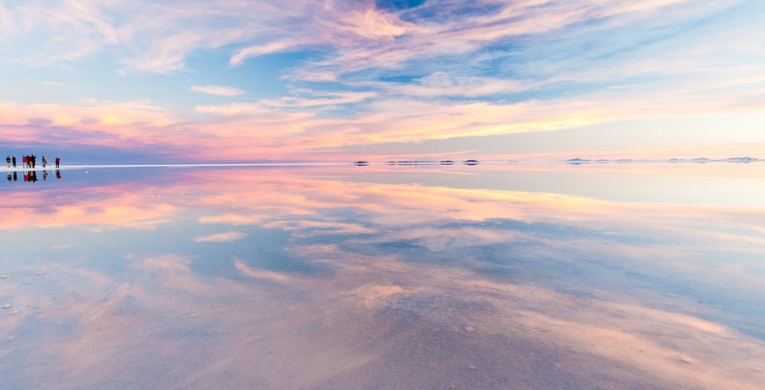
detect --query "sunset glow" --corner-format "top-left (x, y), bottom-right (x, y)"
top-left (2, 2), bottom-right (764, 389)
top-left (2, 0), bottom-right (763, 162)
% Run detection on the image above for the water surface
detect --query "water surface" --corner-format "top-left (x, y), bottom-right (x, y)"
top-left (1, 164), bottom-right (764, 389)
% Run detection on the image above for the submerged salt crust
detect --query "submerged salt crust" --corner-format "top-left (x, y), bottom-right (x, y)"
top-left (0, 164), bottom-right (764, 389)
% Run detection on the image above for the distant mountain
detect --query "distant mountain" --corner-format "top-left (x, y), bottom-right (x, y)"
top-left (565, 158), bottom-right (590, 165)
top-left (551, 156), bottom-right (763, 165)
top-left (726, 157), bottom-right (758, 163)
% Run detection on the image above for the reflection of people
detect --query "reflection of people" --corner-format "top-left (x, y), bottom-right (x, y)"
top-left (11, 156), bottom-right (16, 168)
top-left (42, 156), bottom-right (47, 168)
top-left (29, 171), bottom-right (37, 183)
top-left (13, 172), bottom-right (17, 182)
top-left (55, 170), bottom-right (61, 180)
top-left (55, 157), bottom-right (60, 169)
top-left (43, 171), bottom-right (49, 181)
top-left (5, 156), bottom-right (9, 168)
top-left (6, 173), bottom-right (10, 182)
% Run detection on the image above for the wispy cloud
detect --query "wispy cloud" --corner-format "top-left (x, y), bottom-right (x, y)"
top-left (189, 85), bottom-right (246, 97)
top-left (194, 231), bottom-right (248, 243)
top-left (230, 40), bottom-right (301, 67)
top-left (3, 69), bottom-right (764, 162)
top-left (0, 0), bottom-right (762, 160)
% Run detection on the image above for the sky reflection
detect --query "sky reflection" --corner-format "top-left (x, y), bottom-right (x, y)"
top-left (1, 165), bottom-right (764, 389)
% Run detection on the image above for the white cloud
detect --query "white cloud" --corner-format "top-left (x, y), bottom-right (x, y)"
top-left (189, 85), bottom-right (246, 97)
top-left (2, 0), bottom-right (762, 159)
top-left (230, 40), bottom-right (299, 67)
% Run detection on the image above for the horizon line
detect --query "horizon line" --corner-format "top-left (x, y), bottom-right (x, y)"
top-left (0, 157), bottom-right (762, 173)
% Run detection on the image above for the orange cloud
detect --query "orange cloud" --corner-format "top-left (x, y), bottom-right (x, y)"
top-left (4, 73), bottom-right (763, 162)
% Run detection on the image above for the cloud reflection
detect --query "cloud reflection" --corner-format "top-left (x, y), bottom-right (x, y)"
top-left (1, 166), bottom-right (764, 388)
top-left (194, 231), bottom-right (248, 243)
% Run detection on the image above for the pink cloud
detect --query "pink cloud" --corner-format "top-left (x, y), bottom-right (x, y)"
top-left (2, 71), bottom-right (764, 162)
top-left (0, 0), bottom-right (760, 162)
top-left (2, 0), bottom-right (732, 74)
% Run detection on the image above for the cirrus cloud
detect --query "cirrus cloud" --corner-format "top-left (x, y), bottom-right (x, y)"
top-left (189, 85), bottom-right (246, 97)
top-left (194, 231), bottom-right (248, 243)
top-left (1, 0), bottom-right (763, 162)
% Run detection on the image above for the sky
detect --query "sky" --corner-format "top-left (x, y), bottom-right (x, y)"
top-left (1, 0), bottom-right (764, 163)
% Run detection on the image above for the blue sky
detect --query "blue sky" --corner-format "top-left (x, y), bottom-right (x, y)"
top-left (1, 0), bottom-right (763, 162)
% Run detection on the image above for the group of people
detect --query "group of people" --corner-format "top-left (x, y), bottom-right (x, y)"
top-left (7, 170), bottom-right (61, 183)
top-left (5, 155), bottom-right (60, 169)
top-left (4, 154), bottom-right (62, 183)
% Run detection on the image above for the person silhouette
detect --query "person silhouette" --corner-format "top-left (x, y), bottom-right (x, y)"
top-left (55, 157), bottom-right (60, 169)
top-left (42, 156), bottom-right (47, 168)
top-left (11, 156), bottom-right (16, 168)
top-left (5, 156), bottom-right (9, 168)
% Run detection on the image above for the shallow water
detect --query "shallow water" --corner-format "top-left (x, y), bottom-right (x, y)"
top-left (1, 164), bottom-right (764, 389)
